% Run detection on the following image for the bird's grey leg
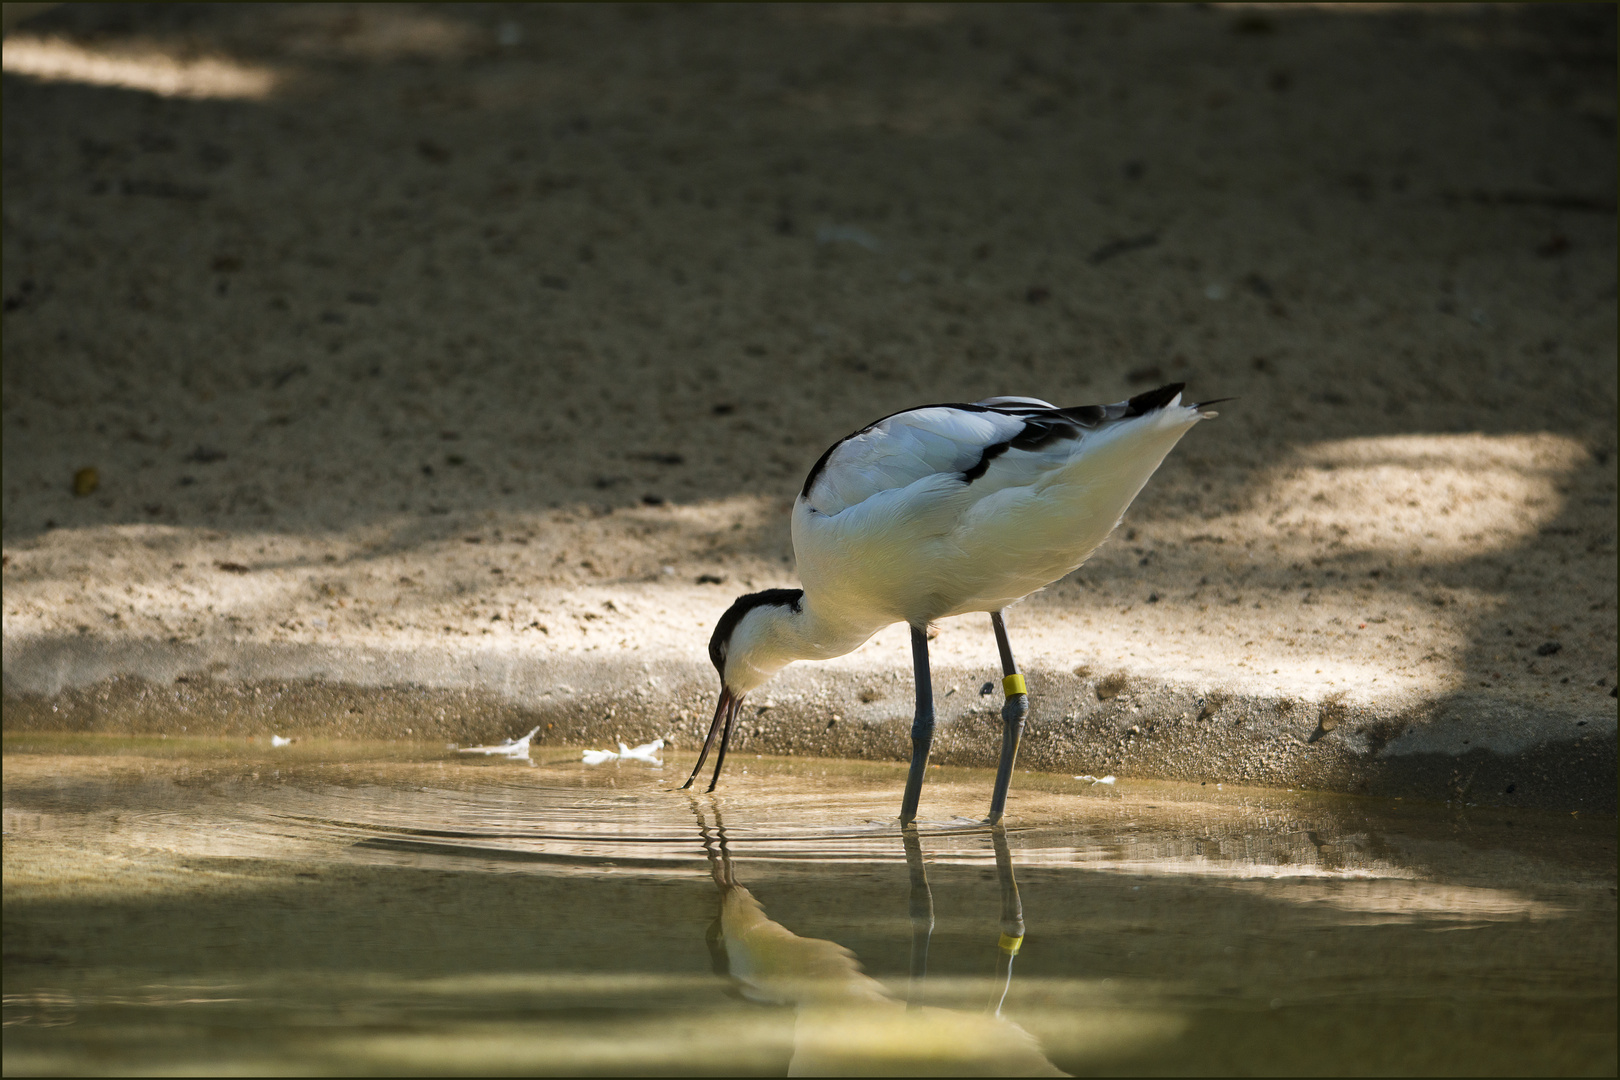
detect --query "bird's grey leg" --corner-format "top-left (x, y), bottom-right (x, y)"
top-left (986, 610), bottom-right (1028, 825)
top-left (899, 624), bottom-right (935, 824)
top-left (902, 825), bottom-right (934, 1007)
top-left (989, 825), bottom-right (1025, 1016)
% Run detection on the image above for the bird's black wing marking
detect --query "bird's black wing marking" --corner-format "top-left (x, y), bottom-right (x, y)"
top-left (960, 383), bottom-right (1188, 486)
top-left (1009, 416), bottom-right (1082, 450)
top-left (961, 440), bottom-right (1011, 482)
top-left (961, 416), bottom-right (1082, 482)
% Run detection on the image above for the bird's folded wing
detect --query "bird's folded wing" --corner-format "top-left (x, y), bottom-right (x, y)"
top-left (802, 406), bottom-right (1026, 516)
top-left (800, 387), bottom-right (1192, 518)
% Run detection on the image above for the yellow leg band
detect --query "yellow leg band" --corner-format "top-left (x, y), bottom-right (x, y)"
top-left (998, 933), bottom-right (1024, 954)
top-left (1002, 673), bottom-right (1027, 697)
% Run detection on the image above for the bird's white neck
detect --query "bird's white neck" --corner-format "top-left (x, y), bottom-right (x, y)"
top-left (723, 592), bottom-right (881, 695)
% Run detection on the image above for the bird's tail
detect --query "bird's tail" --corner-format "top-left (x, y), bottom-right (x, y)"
top-left (1125, 382), bottom-right (1228, 420)
top-left (1123, 383), bottom-right (1186, 415)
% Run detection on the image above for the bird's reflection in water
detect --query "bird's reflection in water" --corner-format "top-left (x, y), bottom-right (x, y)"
top-left (696, 805), bottom-right (1065, 1076)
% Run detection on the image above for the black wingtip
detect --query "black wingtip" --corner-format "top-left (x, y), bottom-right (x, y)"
top-left (1193, 396), bottom-right (1236, 409)
top-left (1124, 383), bottom-right (1186, 416)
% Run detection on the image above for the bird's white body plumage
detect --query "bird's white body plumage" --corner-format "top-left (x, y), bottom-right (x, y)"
top-left (717, 389), bottom-right (1213, 694)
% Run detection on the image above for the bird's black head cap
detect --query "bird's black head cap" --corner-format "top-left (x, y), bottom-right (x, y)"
top-left (709, 588), bottom-right (804, 676)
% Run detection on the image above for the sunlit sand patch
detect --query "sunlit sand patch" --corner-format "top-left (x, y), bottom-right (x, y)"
top-left (1253, 433), bottom-right (1587, 560)
top-left (1, 36), bottom-right (279, 99)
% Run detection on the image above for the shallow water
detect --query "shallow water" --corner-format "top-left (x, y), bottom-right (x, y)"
top-left (4, 733), bottom-right (1615, 1076)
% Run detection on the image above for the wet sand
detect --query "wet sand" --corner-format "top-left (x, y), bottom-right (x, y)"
top-left (2, 5), bottom-right (1615, 806)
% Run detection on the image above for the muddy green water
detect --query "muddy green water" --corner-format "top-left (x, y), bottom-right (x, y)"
top-left (3, 733), bottom-right (1615, 1076)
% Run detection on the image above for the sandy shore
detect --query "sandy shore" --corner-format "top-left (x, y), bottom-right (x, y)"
top-left (3, 4), bottom-right (1615, 809)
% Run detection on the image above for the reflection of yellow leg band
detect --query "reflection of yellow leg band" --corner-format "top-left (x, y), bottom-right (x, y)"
top-left (1002, 673), bottom-right (1027, 697)
top-left (998, 933), bottom-right (1024, 954)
